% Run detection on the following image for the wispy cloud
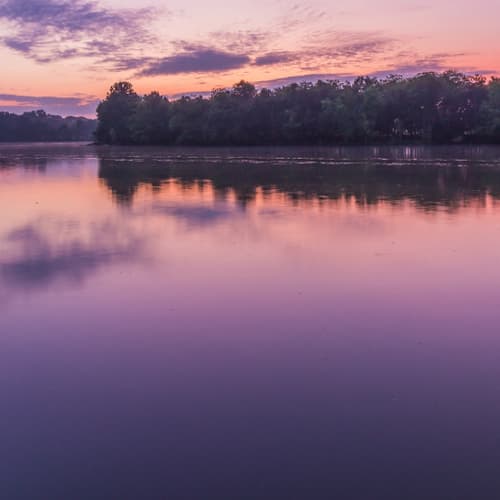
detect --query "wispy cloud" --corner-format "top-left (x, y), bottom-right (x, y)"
top-left (0, 0), bottom-right (493, 97)
top-left (255, 73), bottom-right (353, 88)
top-left (372, 51), bottom-right (494, 77)
top-left (253, 52), bottom-right (490, 89)
top-left (139, 47), bottom-right (251, 76)
top-left (0, 92), bottom-right (98, 116)
top-left (0, 0), bottom-right (157, 64)
top-left (205, 30), bottom-right (270, 54)
top-left (254, 52), bottom-right (296, 66)
top-left (136, 29), bottom-right (396, 77)
top-left (252, 34), bottom-right (394, 70)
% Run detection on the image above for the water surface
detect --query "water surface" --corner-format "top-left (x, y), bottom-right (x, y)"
top-left (1, 144), bottom-right (500, 500)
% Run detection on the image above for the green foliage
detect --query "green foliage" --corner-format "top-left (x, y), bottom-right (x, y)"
top-left (95, 73), bottom-right (500, 146)
top-left (95, 82), bottom-right (140, 144)
top-left (0, 110), bottom-right (96, 142)
top-left (131, 92), bottom-right (171, 144)
top-left (479, 78), bottom-right (500, 139)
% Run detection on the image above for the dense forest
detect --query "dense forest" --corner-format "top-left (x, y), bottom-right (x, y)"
top-left (96, 72), bottom-right (500, 146)
top-left (0, 111), bottom-right (96, 142)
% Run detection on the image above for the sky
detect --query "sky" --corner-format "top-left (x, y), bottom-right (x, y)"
top-left (0, 0), bottom-right (499, 116)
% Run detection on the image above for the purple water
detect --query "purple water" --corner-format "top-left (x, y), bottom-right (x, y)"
top-left (1, 144), bottom-right (500, 499)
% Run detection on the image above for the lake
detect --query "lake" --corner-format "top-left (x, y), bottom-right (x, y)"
top-left (1, 143), bottom-right (500, 499)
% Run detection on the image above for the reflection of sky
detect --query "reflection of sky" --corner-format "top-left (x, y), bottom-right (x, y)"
top-left (2, 148), bottom-right (500, 499)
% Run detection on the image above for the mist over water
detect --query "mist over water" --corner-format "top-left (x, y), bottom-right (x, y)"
top-left (2, 144), bottom-right (500, 500)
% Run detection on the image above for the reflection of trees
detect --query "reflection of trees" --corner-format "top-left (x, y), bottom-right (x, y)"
top-left (0, 156), bottom-right (48, 172)
top-left (0, 143), bottom-right (97, 172)
top-left (97, 147), bottom-right (500, 210)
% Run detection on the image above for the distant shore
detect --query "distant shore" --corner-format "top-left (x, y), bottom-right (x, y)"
top-left (2, 71), bottom-right (500, 146)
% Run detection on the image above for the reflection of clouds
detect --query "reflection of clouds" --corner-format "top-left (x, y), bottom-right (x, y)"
top-left (257, 208), bottom-right (283, 217)
top-left (0, 143), bottom-right (98, 172)
top-left (0, 218), bottom-right (147, 292)
top-left (336, 214), bottom-right (387, 235)
top-left (149, 202), bottom-right (243, 228)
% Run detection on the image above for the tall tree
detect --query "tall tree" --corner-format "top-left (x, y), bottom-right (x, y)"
top-left (95, 82), bottom-right (140, 144)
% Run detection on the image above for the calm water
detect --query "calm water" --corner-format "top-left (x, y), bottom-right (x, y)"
top-left (2, 143), bottom-right (500, 500)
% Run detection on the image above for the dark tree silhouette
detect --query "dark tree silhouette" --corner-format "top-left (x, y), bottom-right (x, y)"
top-left (92, 72), bottom-right (500, 146)
top-left (0, 111), bottom-right (96, 142)
top-left (95, 82), bottom-right (140, 144)
top-left (480, 78), bottom-right (500, 138)
top-left (132, 92), bottom-right (171, 144)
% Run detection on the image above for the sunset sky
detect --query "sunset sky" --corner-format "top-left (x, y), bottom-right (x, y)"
top-left (0, 0), bottom-right (499, 116)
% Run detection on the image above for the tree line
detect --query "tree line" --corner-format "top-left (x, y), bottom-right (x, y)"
top-left (0, 110), bottom-right (96, 142)
top-left (95, 72), bottom-right (500, 146)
